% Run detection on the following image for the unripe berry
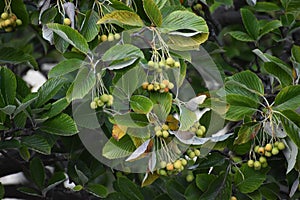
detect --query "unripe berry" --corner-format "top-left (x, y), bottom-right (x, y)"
top-left (162, 124), bottom-right (169, 130)
top-left (159, 83), bottom-right (166, 89)
top-left (16, 19), bottom-right (22, 26)
top-left (194, 149), bottom-right (200, 156)
top-left (158, 61), bottom-right (165, 67)
top-left (259, 156), bottom-right (267, 163)
top-left (148, 60), bottom-right (155, 67)
top-left (247, 159), bottom-right (254, 167)
top-left (188, 151), bottom-right (196, 159)
top-left (254, 145), bottom-right (259, 153)
top-left (271, 147), bottom-right (279, 155)
top-left (173, 160), bottom-right (182, 169)
top-left (181, 158), bottom-right (187, 166)
top-left (90, 101), bottom-right (97, 109)
top-left (277, 142), bottom-right (285, 150)
top-left (142, 82), bottom-right (149, 89)
top-left (160, 161), bottom-right (167, 168)
top-left (264, 151), bottom-right (272, 157)
top-left (100, 34), bottom-right (108, 42)
top-left (107, 33), bottom-right (114, 41)
top-left (168, 82), bottom-right (174, 89)
top-left (114, 33), bottom-right (121, 40)
top-left (200, 125), bottom-right (206, 133)
top-left (147, 84), bottom-right (154, 91)
top-left (196, 129), bottom-right (204, 137)
top-left (154, 126), bottom-right (161, 132)
top-left (230, 196), bottom-right (237, 200)
top-left (174, 61), bottom-right (180, 68)
top-left (97, 100), bottom-right (104, 107)
top-left (166, 57), bottom-right (174, 65)
top-left (262, 162), bottom-right (268, 168)
top-left (159, 169), bottom-right (167, 176)
top-left (186, 174), bottom-right (194, 182)
top-left (100, 94), bottom-right (110, 102)
top-left (1, 12), bottom-right (8, 20)
top-left (156, 130), bottom-right (162, 137)
top-left (63, 18), bottom-right (71, 26)
top-left (162, 130), bottom-right (169, 138)
top-left (254, 161), bottom-right (261, 170)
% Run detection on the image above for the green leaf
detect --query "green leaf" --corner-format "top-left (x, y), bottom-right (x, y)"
top-left (285, 0), bottom-right (300, 12)
top-left (200, 173), bottom-right (231, 200)
top-left (75, 166), bottom-right (89, 185)
top-left (86, 184), bottom-right (108, 198)
top-left (81, 10), bottom-right (100, 42)
top-left (240, 8), bottom-right (259, 39)
top-left (264, 62), bottom-right (292, 87)
top-left (292, 45), bottom-right (300, 63)
top-left (40, 98), bottom-right (70, 119)
top-left (30, 157), bottom-right (45, 189)
top-left (234, 164), bottom-right (268, 193)
top-left (19, 146), bottom-right (31, 161)
top-left (274, 85), bottom-right (300, 111)
top-left (113, 113), bottom-right (149, 128)
top-left (227, 70), bottom-right (264, 95)
top-left (102, 44), bottom-right (144, 61)
top-left (259, 183), bottom-right (280, 200)
top-left (198, 152), bottom-right (226, 168)
top-left (66, 66), bottom-right (96, 102)
top-left (117, 176), bottom-right (144, 200)
top-left (196, 174), bottom-right (217, 192)
top-left (0, 105), bottom-right (16, 115)
top-left (264, 53), bottom-right (293, 76)
top-left (130, 95), bottom-right (153, 114)
top-left (22, 134), bottom-right (51, 155)
top-left (227, 31), bottom-right (255, 42)
top-left (14, 96), bottom-right (37, 117)
top-left (47, 23), bottom-right (89, 54)
top-left (143, 0), bottom-right (163, 26)
top-left (10, 0), bottom-right (29, 27)
top-left (17, 187), bottom-right (42, 197)
top-left (0, 67), bottom-right (16, 105)
top-left (0, 139), bottom-right (21, 149)
top-left (225, 105), bottom-right (257, 121)
top-left (48, 59), bottom-right (84, 78)
top-left (161, 10), bottom-right (208, 34)
top-left (41, 7), bottom-right (57, 24)
top-left (259, 20), bottom-right (282, 37)
top-left (277, 110), bottom-right (300, 148)
top-left (102, 135), bottom-right (136, 159)
top-left (254, 2), bottom-right (281, 12)
top-left (166, 180), bottom-right (185, 200)
top-left (234, 122), bottom-right (261, 145)
top-left (43, 172), bottom-right (67, 195)
top-left (184, 182), bottom-right (203, 200)
top-left (40, 113), bottom-right (78, 136)
top-left (179, 106), bottom-right (197, 131)
top-left (0, 182), bottom-right (4, 199)
top-left (35, 77), bottom-right (67, 108)
top-left (149, 92), bottom-right (172, 122)
top-left (0, 47), bottom-right (38, 69)
top-left (97, 10), bottom-right (144, 27)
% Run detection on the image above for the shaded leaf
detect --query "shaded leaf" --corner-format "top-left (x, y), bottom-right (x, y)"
top-left (117, 176), bottom-right (144, 200)
top-left (264, 62), bottom-right (292, 87)
top-left (0, 67), bottom-right (16, 105)
top-left (196, 174), bottom-right (217, 192)
top-left (143, 0), bottom-right (162, 26)
top-left (227, 31), bottom-right (255, 42)
top-left (260, 20), bottom-right (282, 37)
top-left (0, 47), bottom-right (37, 69)
top-left (40, 113), bottom-right (78, 136)
top-left (234, 122), bottom-right (261, 145)
top-left (30, 157), bottom-right (45, 189)
top-left (103, 135), bottom-right (136, 159)
top-left (86, 184), bottom-right (108, 198)
top-left (166, 179), bottom-right (185, 200)
top-left (274, 85), bottom-right (300, 111)
top-left (48, 59), bottom-right (85, 78)
top-left (17, 187), bottom-right (42, 197)
top-left (22, 134), bottom-right (51, 155)
top-left (81, 10), bottom-right (100, 42)
top-left (240, 8), bottom-right (259, 39)
top-left (47, 23), bottom-right (89, 54)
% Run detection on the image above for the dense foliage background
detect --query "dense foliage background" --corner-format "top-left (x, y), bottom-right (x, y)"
top-left (0, 0), bottom-right (299, 199)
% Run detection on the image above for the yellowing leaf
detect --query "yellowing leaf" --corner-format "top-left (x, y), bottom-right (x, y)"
top-left (112, 124), bottom-right (127, 141)
top-left (166, 115), bottom-right (179, 131)
top-left (96, 10), bottom-right (144, 27)
top-left (142, 173), bottom-right (160, 187)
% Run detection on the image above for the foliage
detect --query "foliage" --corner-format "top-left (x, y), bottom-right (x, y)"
top-left (0, 0), bottom-right (299, 199)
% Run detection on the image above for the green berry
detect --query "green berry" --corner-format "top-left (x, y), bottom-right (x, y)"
top-left (148, 60), bottom-right (155, 67)
top-left (154, 126), bottom-right (161, 132)
top-left (159, 169), bottom-right (167, 176)
top-left (100, 34), bottom-right (108, 42)
top-left (181, 159), bottom-right (187, 166)
top-left (1, 12), bottom-right (8, 20)
top-left (277, 142), bottom-right (285, 150)
top-left (271, 147), bottom-right (279, 155)
top-left (188, 151), bottom-right (196, 159)
top-left (107, 33), bottom-right (114, 41)
top-left (194, 149), bottom-right (200, 156)
top-left (262, 162), bottom-right (268, 168)
top-left (196, 129), bottom-right (204, 137)
top-left (200, 125), bottom-right (206, 133)
top-left (156, 130), bottom-right (162, 137)
top-left (174, 61), bottom-right (180, 68)
top-left (90, 101), bottom-right (97, 109)
top-left (114, 33), bottom-right (121, 40)
top-left (254, 161), bottom-right (261, 170)
top-left (162, 130), bottom-right (169, 138)
top-left (100, 94), bottom-right (109, 102)
top-left (63, 18), bottom-right (71, 25)
top-left (16, 19), bottom-right (22, 26)
top-left (173, 160), bottom-right (182, 169)
top-left (97, 100), bottom-right (104, 107)
top-left (168, 82), bottom-right (174, 89)
top-left (162, 124), bottom-right (169, 130)
top-left (186, 174), bottom-right (194, 182)
top-left (160, 161), bottom-right (167, 168)
top-left (166, 57), bottom-right (174, 65)
top-left (259, 156), bottom-right (267, 163)
top-left (247, 159), bottom-right (254, 167)
top-left (264, 151), bottom-right (272, 157)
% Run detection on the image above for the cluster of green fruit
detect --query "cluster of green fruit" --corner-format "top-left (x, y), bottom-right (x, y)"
top-left (186, 148), bottom-right (201, 159)
top-left (189, 122), bottom-right (206, 137)
top-left (90, 94), bottom-right (113, 109)
top-left (154, 124), bottom-right (170, 138)
top-left (247, 141), bottom-right (286, 170)
top-left (157, 157), bottom-right (188, 176)
top-left (147, 57), bottom-right (180, 73)
top-left (99, 33), bottom-right (121, 42)
top-left (142, 80), bottom-right (174, 93)
top-left (0, 12), bottom-right (22, 32)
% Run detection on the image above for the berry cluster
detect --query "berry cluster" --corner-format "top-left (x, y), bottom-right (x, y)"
top-left (147, 57), bottom-right (180, 73)
top-left (189, 122), bottom-right (206, 138)
top-left (157, 157), bottom-right (188, 176)
top-left (186, 148), bottom-right (201, 159)
top-left (90, 94), bottom-right (113, 109)
top-left (142, 80), bottom-right (174, 93)
top-left (99, 33), bottom-right (121, 42)
top-left (0, 12), bottom-right (22, 32)
top-left (247, 141), bottom-right (286, 170)
top-left (154, 124), bottom-right (170, 138)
